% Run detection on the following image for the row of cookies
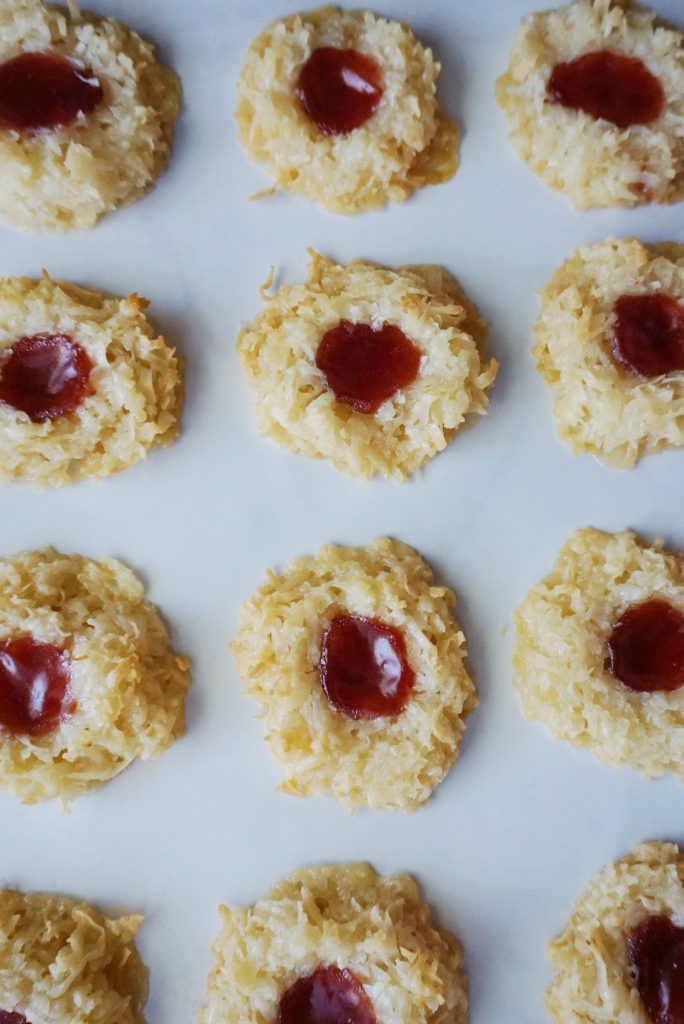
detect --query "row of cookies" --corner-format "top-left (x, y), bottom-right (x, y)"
top-left (1, 237), bottom-right (682, 486)
top-left (3, 841), bottom-right (683, 1024)
top-left (2, 523), bottom-right (683, 809)
top-left (0, 0), bottom-right (681, 235)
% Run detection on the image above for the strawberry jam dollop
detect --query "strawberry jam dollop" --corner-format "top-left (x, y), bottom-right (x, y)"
top-left (0, 333), bottom-right (93, 422)
top-left (606, 599), bottom-right (684, 693)
top-left (0, 51), bottom-right (103, 133)
top-left (319, 614), bottom-right (416, 719)
top-left (316, 320), bottom-right (421, 413)
top-left (613, 293), bottom-right (684, 378)
top-left (0, 1015), bottom-right (30, 1024)
top-left (297, 47), bottom-right (383, 134)
top-left (277, 966), bottom-right (376, 1024)
top-left (628, 914), bottom-right (684, 1024)
top-left (548, 50), bottom-right (665, 128)
top-left (0, 637), bottom-right (74, 736)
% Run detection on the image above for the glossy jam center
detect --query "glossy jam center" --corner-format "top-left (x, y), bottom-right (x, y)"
top-left (548, 50), bottom-right (665, 128)
top-left (319, 614), bottom-right (416, 719)
top-left (0, 333), bottom-right (93, 422)
top-left (613, 293), bottom-right (684, 378)
top-left (297, 47), bottom-right (383, 134)
top-left (0, 51), bottom-right (103, 133)
top-left (606, 599), bottom-right (684, 693)
top-left (0, 1015), bottom-right (30, 1024)
top-left (0, 637), bottom-right (74, 736)
top-left (315, 320), bottom-right (421, 413)
top-left (277, 966), bottom-right (376, 1024)
top-left (628, 914), bottom-right (684, 1024)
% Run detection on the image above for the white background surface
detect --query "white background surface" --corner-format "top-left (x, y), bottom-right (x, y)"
top-left (2, 1), bottom-right (684, 1021)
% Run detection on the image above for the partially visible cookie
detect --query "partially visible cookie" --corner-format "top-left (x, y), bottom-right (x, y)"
top-left (496, 0), bottom-right (684, 209)
top-left (0, 888), bottom-right (148, 1024)
top-left (534, 237), bottom-right (684, 468)
top-left (0, 546), bottom-right (191, 804)
top-left (198, 863), bottom-right (467, 1024)
top-left (0, 0), bottom-right (181, 232)
top-left (231, 537), bottom-right (477, 812)
top-left (546, 841), bottom-right (684, 1024)
top-left (514, 527), bottom-right (684, 782)
top-left (237, 253), bottom-right (497, 481)
top-left (236, 6), bottom-right (458, 214)
top-left (0, 274), bottom-right (182, 486)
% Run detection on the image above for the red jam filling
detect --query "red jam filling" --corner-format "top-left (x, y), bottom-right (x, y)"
top-left (297, 47), bottom-right (383, 134)
top-left (315, 320), bottom-right (421, 413)
top-left (0, 333), bottom-right (93, 422)
top-left (548, 50), bottom-right (665, 128)
top-left (0, 1015), bottom-right (30, 1024)
top-left (319, 614), bottom-right (416, 719)
top-left (0, 51), bottom-right (103, 133)
top-left (606, 599), bottom-right (684, 693)
top-left (0, 637), bottom-right (74, 736)
top-left (277, 966), bottom-right (377, 1024)
top-left (628, 914), bottom-right (684, 1024)
top-left (613, 294), bottom-right (684, 378)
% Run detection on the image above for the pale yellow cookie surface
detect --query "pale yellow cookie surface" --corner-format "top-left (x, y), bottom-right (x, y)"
top-left (237, 253), bottom-right (497, 481)
top-left (534, 238), bottom-right (684, 468)
top-left (514, 528), bottom-right (684, 782)
top-left (0, 888), bottom-right (148, 1024)
top-left (0, 547), bottom-right (191, 804)
top-left (236, 5), bottom-right (458, 213)
top-left (231, 537), bottom-right (477, 812)
top-left (496, 0), bottom-right (684, 209)
top-left (0, 274), bottom-right (183, 486)
top-left (546, 841), bottom-right (684, 1024)
top-left (0, 0), bottom-right (180, 232)
top-left (198, 863), bottom-right (467, 1024)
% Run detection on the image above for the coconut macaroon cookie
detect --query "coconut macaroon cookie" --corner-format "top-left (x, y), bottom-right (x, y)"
top-left (514, 527), bottom-right (684, 783)
top-left (199, 863), bottom-right (468, 1024)
top-left (237, 253), bottom-right (497, 481)
top-left (0, 888), bottom-right (148, 1024)
top-left (236, 6), bottom-right (459, 214)
top-left (0, 547), bottom-right (191, 804)
top-left (0, 0), bottom-right (181, 232)
top-left (546, 841), bottom-right (684, 1024)
top-left (231, 537), bottom-right (477, 812)
top-left (496, 0), bottom-right (684, 209)
top-left (534, 238), bottom-right (684, 468)
top-left (0, 274), bottom-right (182, 486)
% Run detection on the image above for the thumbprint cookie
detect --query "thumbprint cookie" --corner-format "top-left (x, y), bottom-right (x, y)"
top-left (237, 253), bottom-right (497, 481)
top-left (514, 528), bottom-right (684, 783)
top-left (0, 547), bottom-right (191, 804)
top-left (496, 0), bottom-right (684, 209)
top-left (0, 888), bottom-right (148, 1024)
top-left (198, 863), bottom-right (468, 1024)
top-left (534, 238), bottom-right (684, 468)
top-left (236, 6), bottom-right (459, 213)
top-left (0, 274), bottom-right (182, 486)
top-left (231, 537), bottom-right (477, 812)
top-left (0, 0), bottom-right (181, 232)
top-left (546, 841), bottom-right (684, 1024)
